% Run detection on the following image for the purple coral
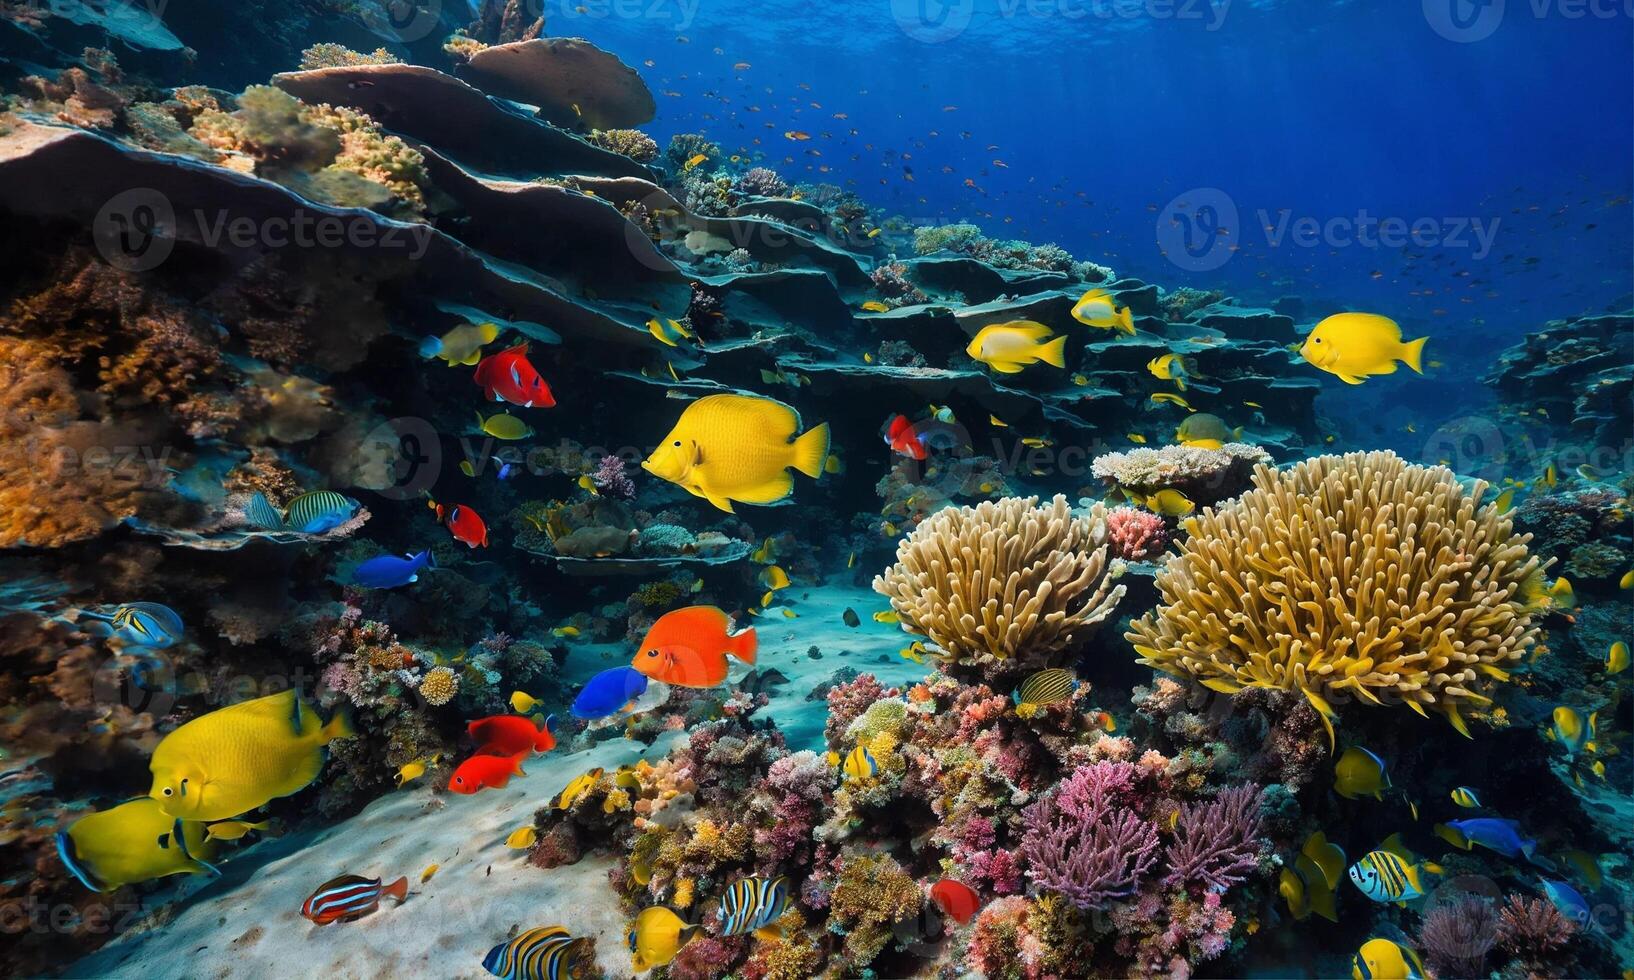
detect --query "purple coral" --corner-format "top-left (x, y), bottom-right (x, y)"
top-left (1020, 761), bottom-right (1159, 909)
top-left (1420, 895), bottom-right (1498, 978)
top-left (1162, 785), bottom-right (1264, 891)
top-left (1105, 506), bottom-right (1170, 561)
top-left (734, 166), bottom-right (788, 198)
top-left (592, 454), bottom-right (635, 499)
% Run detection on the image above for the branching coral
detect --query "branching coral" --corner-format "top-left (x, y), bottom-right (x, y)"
top-left (873, 495), bottom-right (1125, 683)
top-left (1019, 761), bottom-right (1159, 910)
top-left (1162, 785), bottom-right (1263, 891)
top-left (586, 128), bottom-right (659, 163)
top-left (828, 852), bottom-right (924, 966)
top-left (1419, 895), bottom-right (1498, 978)
top-left (298, 44), bottom-right (401, 70)
top-left (734, 166), bottom-right (789, 198)
top-left (1128, 452), bottom-right (1545, 741)
top-left (1104, 506), bottom-right (1169, 561)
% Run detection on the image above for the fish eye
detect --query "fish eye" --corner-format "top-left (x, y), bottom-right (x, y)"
top-left (455, 777), bottom-right (464, 785)
top-left (647, 650), bottom-right (658, 657)
top-left (673, 440), bottom-right (682, 447)
top-left (162, 787), bottom-right (173, 796)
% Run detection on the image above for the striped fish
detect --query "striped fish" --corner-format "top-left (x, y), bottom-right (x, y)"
top-left (299, 874), bottom-right (408, 924)
top-left (1450, 786), bottom-right (1482, 809)
top-left (81, 602), bottom-right (184, 649)
top-left (481, 926), bottom-right (590, 980)
top-left (1348, 841), bottom-right (1438, 905)
top-left (246, 490), bottom-right (361, 534)
top-left (1013, 668), bottom-right (1077, 719)
top-left (717, 875), bottom-right (790, 939)
top-left (840, 745), bottom-right (877, 783)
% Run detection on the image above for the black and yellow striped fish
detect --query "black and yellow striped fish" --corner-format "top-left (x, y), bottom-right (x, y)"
top-left (246, 490), bottom-right (361, 535)
top-left (481, 925), bottom-right (589, 980)
top-left (1347, 837), bottom-right (1438, 905)
top-left (1013, 668), bottom-right (1078, 719)
top-left (717, 875), bottom-right (789, 939)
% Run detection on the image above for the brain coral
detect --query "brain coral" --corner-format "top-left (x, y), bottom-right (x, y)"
top-left (1127, 451), bottom-right (1545, 743)
top-left (873, 495), bottom-right (1125, 683)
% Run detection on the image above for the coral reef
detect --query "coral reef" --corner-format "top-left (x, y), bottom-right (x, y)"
top-left (1089, 443), bottom-right (1271, 507)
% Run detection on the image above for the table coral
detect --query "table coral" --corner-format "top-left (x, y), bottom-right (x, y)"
top-left (1089, 443), bottom-right (1271, 506)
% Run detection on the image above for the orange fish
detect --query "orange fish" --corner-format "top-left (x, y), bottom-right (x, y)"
top-left (468, 715), bottom-right (555, 756)
top-left (929, 879), bottom-right (981, 923)
top-left (631, 606), bottom-right (757, 688)
top-left (447, 753), bottom-right (525, 794)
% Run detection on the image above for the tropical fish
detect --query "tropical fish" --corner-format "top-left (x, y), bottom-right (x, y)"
top-left (510, 691), bottom-right (544, 714)
top-left (506, 826), bottom-right (538, 849)
top-left (421, 321), bottom-right (499, 365)
top-left (352, 551), bottom-right (434, 590)
top-left (1144, 489), bottom-right (1195, 517)
top-left (300, 873), bottom-right (408, 924)
top-left (149, 689), bottom-right (353, 822)
top-left (78, 602), bottom-right (185, 649)
top-left (482, 926), bottom-right (590, 980)
top-left (246, 490), bottom-right (362, 534)
top-left (899, 641), bottom-right (927, 663)
top-left (1071, 287), bottom-right (1134, 334)
top-left (396, 756), bottom-right (435, 786)
top-left (683, 152), bottom-right (708, 170)
top-left (831, 744), bottom-right (878, 783)
top-left (884, 414), bottom-right (927, 460)
top-left (1559, 849), bottom-right (1603, 890)
top-left (555, 769), bottom-right (604, 810)
top-left (873, 610), bottom-right (900, 624)
top-left (628, 905), bottom-right (700, 972)
top-left (203, 819), bottom-right (271, 841)
top-left (552, 626), bottom-right (580, 638)
top-left (1282, 831), bottom-right (1345, 922)
top-left (641, 393), bottom-right (830, 513)
top-left (1351, 938), bottom-right (1425, 980)
top-left (758, 566), bottom-right (791, 590)
top-left (1438, 817), bottom-right (1546, 863)
top-left (1013, 667), bottom-right (1077, 719)
top-left (1621, 569), bottom-right (1634, 590)
top-left (965, 321), bottom-right (1067, 373)
top-left (1550, 706), bottom-right (1596, 759)
top-left (572, 666), bottom-right (650, 720)
top-left (1535, 878), bottom-right (1593, 931)
top-left (1128, 433), bottom-right (1147, 443)
top-left (1149, 392), bottom-right (1193, 410)
top-left (476, 410), bottom-right (534, 440)
top-left (923, 878), bottom-right (982, 924)
top-left (842, 608), bottom-right (860, 628)
top-left (1298, 313), bottom-right (1428, 385)
top-left (1175, 413), bottom-right (1241, 450)
top-left (1450, 786), bottom-right (1483, 809)
top-left (1493, 487), bottom-right (1517, 514)
top-left (717, 875), bottom-right (791, 940)
top-left (468, 715), bottom-right (555, 756)
top-left (431, 501), bottom-right (489, 548)
top-left (1147, 353), bottom-right (1199, 389)
top-left (1608, 642), bottom-right (1629, 675)
top-left (647, 317), bottom-right (693, 347)
top-left (56, 798), bottom-right (218, 892)
top-left (1549, 576), bottom-right (1576, 608)
top-left (1333, 746), bottom-right (1390, 801)
top-left (420, 863), bottom-right (439, 882)
top-left (1348, 835), bottom-right (1440, 904)
top-left (447, 753), bottom-right (527, 794)
top-left (860, 300), bottom-right (891, 313)
top-left (474, 342), bottom-right (556, 408)
top-left (631, 606), bottom-right (758, 688)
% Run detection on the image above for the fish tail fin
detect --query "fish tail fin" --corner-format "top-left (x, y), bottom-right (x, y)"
top-left (319, 707), bottom-right (355, 745)
top-left (1401, 335), bottom-right (1428, 374)
top-left (729, 625), bottom-right (759, 665)
top-left (1119, 306), bottom-right (1135, 335)
top-left (383, 876), bottom-right (409, 903)
top-left (417, 336), bottom-right (442, 359)
top-left (510, 752), bottom-right (528, 776)
top-left (1038, 335), bottom-right (1068, 368)
top-left (244, 492), bottom-right (286, 531)
top-left (752, 924), bottom-right (785, 943)
top-left (790, 422), bottom-right (831, 479)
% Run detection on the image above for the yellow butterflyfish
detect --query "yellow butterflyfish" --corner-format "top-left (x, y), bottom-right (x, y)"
top-left (642, 394), bottom-right (830, 513)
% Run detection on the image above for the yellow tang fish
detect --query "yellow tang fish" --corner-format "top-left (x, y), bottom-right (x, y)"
top-left (873, 610), bottom-right (900, 624)
top-left (204, 819), bottom-right (271, 841)
top-left (759, 566), bottom-right (791, 590)
top-left (1071, 287), bottom-right (1134, 334)
top-left (1333, 746), bottom-right (1390, 801)
top-left (642, 394), bottom-right (830, 513)
top-left (1298, 313), bottom-right (1428, 385)
top-left (396, 756), bottom-right (435, 786)
top-left (149, 689), bottom-right (353, 822)
top-left (1351, 938), bottom-right (1425, 980)
top-left (555, 768), bottom-right (605, 810)
top-left (647, 317), bottom-right (694, 347)
top-left (420, 321), bottom-right (499, 366)
top-left (860, 300), bottom-right (890, 312)
top-left (1128, 433), bottom-right (1147, 444)
top-left (780, 608), bottom-right (797, 619)
top-left (1175, 413), bottom-right (1240, 450)
top-left (683, 152), bottom-right (709, 171)
top-left (965, 321), bottom-right (1067, 374)
top-left (1021, 437), bottom-right (1053, 448)
top-left (751, 537), bottom-right (778, 563)
top-left (511, 691), bottom-right (542, 714)
top-left (475, 410), bottom-right (533, 440)
top-left (1493, 487), bottom-right (1516, 514)
top-left (506, 826), bottom-right (538, 849)
top-left (57, 798), bottom-right (219, 892)
top-left (1144, 489), bottom-right (1195, 517)
top-left (1607, 641), bottom-right (1629, 675)
top-left (629, 906), bottom-right (701, 972)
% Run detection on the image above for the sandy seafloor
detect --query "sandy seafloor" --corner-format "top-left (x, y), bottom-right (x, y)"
top-left (68, 583), bottom-right (928, 979)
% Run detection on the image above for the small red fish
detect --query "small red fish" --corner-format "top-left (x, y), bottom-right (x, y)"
top-left (929, 879), bottom-right (981, 924)
top-left (447, 753), bottom-right (527, 794)
top-left (469, 715), bottom-right (555, 756)
top-left (883, 414), bottom-right (926, 460)
top-left (300, 874), bottom-right (408, 924)
top-left (631, 605), bottom-right (757, 688)
top-left (434, 502), bottom-right (488, 548)
top-left (474, 342), bottom-right (555, 408)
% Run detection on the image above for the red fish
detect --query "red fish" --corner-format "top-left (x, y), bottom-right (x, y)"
top-left (474, 342), bottom-right (556, 408)
top-left (433, 502), bottom-right (488, 548)
top-left (631, 605), bottom-right (757, 688)
top-left (469, 715), bottom-right (555, 756)
top-left (447, 753), bottom-right (527, 794)
top-left (929, 879), bottom-right (981, 924)
top-left (300, 874), bottom-right (408, 924)
top-left (883, 414), bottom-right (926, 460)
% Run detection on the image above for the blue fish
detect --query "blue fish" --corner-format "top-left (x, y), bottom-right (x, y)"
top-left (571, 666), bottom-right (649, 720)
top-left (1441, 818), bottom-right (1551, 867)
top-left (246, 490), bottom-right (361, 534)
top-left (482, 926), bottom-right (588, 980)
top-left (352, 551), bottom-right (435, 590)
top-left (1539, 878), bottom-right (1593, 930)
top-left (717, 875), bottom-right (790, 939)
top-left (80, 602), bottom-right (184, 649)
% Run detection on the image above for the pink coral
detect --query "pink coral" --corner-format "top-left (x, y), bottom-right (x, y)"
top-left (1020, 762), bottom-right (1159, 909)
top-left (1163, 785), bottom-right (1264, 891)
top-left (1105, 505), bottom-right (1170, 561)
top-left (591, 454), bottom-right (635, 498)
top-left (823, 673), bottom-right (896, 746)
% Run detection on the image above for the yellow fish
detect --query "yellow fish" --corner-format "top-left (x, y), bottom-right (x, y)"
top-left (1021, 437), bottom-right (1053, 448)
top-left (1174, 413), bottom-right (1240, 450)
top-left (552, 626), bottom-right (581, 638)
top-left (781, 608), bottom-right (797, 619)
top-left (1071, 287), bottom-right (1134, 334)
top-left (1449, 786), bottom-right (1482, 809)
top-left (1144, 489), bottom-right (1195, 517)
top-left (1493, 488), bottom-right (1516, 514)
top-left (751, 537), bottom-right (778, 563)
top-left (647, 317), bottom-right (693, 347)
top-left (511, 691), bottom-right (542, 714)
top-left (860, 300), bottom-right (890, 312)
top-left (1592, 760), bottom-right (1606, 779)
top-left (1621, 569), bottom-right (1634, 590)
top-left (642, 394), bottom-right (830, 513)
top-left (1333, 746), bottom-right (1390, 801)
top-left (1298, 313), bottom-right (1428, 385)
top-left (1608, 641), bottom-right (1629, 675)
top-left (899, 641), bottom-right (927, 663)
top-left (1071, 373), bottom-right (1090, 386)
top-left (867, 227), bottom-right (883, 239)
top-left (1150, 392), bottom-right (1193, 410)
top-left (203, 819), bottom-right (271, 841)
top-left (1551, 706), bottom-right (1596, 759)
top-left (759, 566), bottom-right (791, 590)
top-left (1549, 576), bottom-right (1576, 608)
top-left (683, 152), bottom-right (709, 170)
top-left (420, 863), bottom-right (439, 883)
top-left (847, 551), bottom-right (856, 568)
top-left (476, 410), bottom-right (533, 441)
top-left (873, 610), bottom-right (900, 624)
top-left (396, 756), bottom-right (435, 786)
top-left (1147, 353), bottom-right (1198, 389)
top-left (420, 321), bottom-right (499, 366)
top-left (965, 321), bottom-right (1067, 374)
top-left (149, 689), bottom-right (353, 822)
top-left (1128, 433), bottom-right (1147, 444)
top-left (555, 768), bottom-right (604, 810)
top-left (628, 906), bottom-right (700, 972)
top-left (506, 826), bottom-right (538, 849)
top-left (831, 745), bottom-right (879, 783)
top-left (57, 798), bottom-right (219, 892)
top-left (1351, 938), bottom-right (1425, 980)
top-left (989, 414), bottom-right (1008, 427)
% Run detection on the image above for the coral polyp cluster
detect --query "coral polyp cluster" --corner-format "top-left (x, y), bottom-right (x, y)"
top-left (1128, 450), bottom-right (1546, 738)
